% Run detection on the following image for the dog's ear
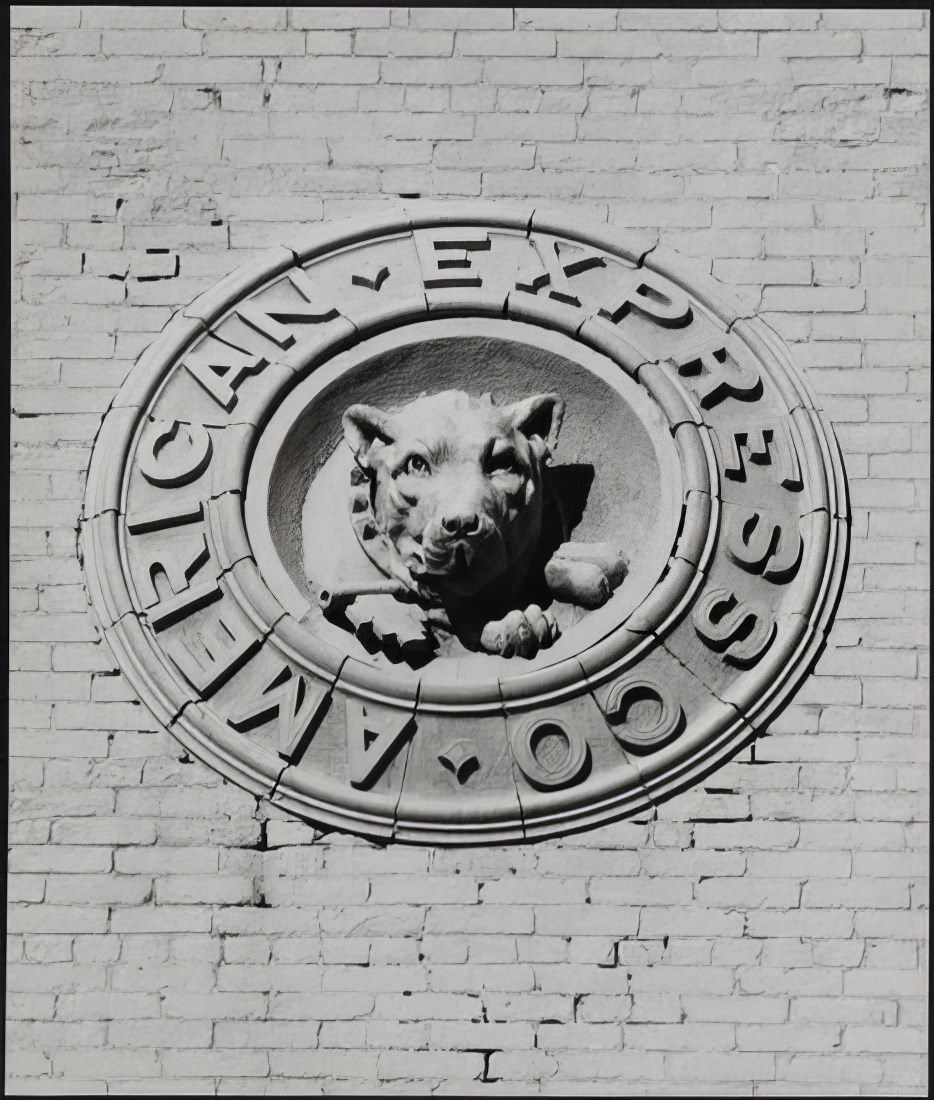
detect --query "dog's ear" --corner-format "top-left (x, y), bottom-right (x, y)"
top-left (509, 393), bottom-right (565, 454)
top-left (342, 404), bottom-right (396, 468)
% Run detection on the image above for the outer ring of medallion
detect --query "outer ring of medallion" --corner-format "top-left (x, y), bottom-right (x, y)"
top-left (81, 204), bottom-right (850, 845)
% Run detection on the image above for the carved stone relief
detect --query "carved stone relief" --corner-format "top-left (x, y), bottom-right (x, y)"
top-left (81, 205), bottom-right (849, 844)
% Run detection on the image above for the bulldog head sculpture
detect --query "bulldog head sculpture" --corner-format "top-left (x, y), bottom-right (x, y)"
top-left (326, 389), bottom-right (628, 660)
top-left (343, 389), bottom-right (563, 602)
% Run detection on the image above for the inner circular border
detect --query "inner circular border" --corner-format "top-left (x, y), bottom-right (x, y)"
top-left (244, 315), bottom-right (685, 691)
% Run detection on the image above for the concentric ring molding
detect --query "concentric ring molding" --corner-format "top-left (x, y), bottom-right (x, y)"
top-left (81, 204), bottom-right (850, 845)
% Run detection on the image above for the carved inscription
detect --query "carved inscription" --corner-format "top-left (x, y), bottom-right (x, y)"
top-left (598, 269), bottom-right (693, 330)
top-left (692, 587), bottom-right (776, 668)
top-left (725, 508), bottom-right (802, 584)
top-left (127, 497), bottom-right (204, 536)
top-left (182, 334), bottom-right (267, 413)
top-left (228, 665), bottom-right (331, 763)
top-left (236, 270), bottom-right (339, 348)
top-left (717, 424), bottom-right (803, 492)
top-left (139, 420), bottom-right (212, 488)
top-left (163, 599), bottom-right (261, 696)
top-left (511, 718), bottom-right (589, 790)
top-left (515, 238), bottom-right (606, 307)
top-left (670, 339), bottom-right (762, 410)
top-left (148, 578), bottom-right (221, 633)
top-left (137, 533), bottom-right (210, 609)
top-left (603, 677), bottom-right (685, 751)
top-left (346, 698), bottom-right (415, 789)
top-left (414, 229), bottom-right (491, 288)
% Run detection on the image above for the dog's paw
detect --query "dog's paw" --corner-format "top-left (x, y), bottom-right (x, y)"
top-left (544, 542), bottom-right (629, 610)
top-left (479, 604), bottom-right (560, 659)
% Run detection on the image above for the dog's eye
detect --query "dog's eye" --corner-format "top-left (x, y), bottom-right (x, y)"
top-left (488, 446), bottom-right (518, 474)
top-left (402, 454), bottom-right (430, 477)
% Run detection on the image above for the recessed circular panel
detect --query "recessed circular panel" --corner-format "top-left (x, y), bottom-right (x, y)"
top-left (82, 205), bottom-right (849, 845)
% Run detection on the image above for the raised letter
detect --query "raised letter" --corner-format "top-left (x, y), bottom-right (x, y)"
top-left (692, 587), bottom-right (776, 668)
top-left (515, 238), bottom-right (606, 308)
top-left (601, 677), bottom-right (685, 751)
top-left (228, 665), bottom-right (331, 763)
top-left (164, 600), bottom-right (261, 696)
top-left (236, 270), bottom-right (339, 349)
top-left (138, 420), bottom-right (212, 488)
top-left (670, 339), bottom-right (762, 409)
top-left (599, 269), bottom-right (692, 329)
top-left (725, 508), bottom-right (803, 584)
top-left (182, 334), bottom-right (267, 412)
top-left (149, 578), bottom-right (221, 633)
top-left (414, 229), bottom-right (491, 288)
top-left (127, 497), bottom-right (204, 536)
top-left (137, 535), bottom-right (210, 609)
top-left (511, 718), bottom-right (589, 790)
top-left (346, 698), bottom-right (415, 789)
top-left (716, 424), bottom-right (803, 491)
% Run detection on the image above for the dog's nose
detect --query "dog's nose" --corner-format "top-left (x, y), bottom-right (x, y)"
top-left (441, 512), bottom-right (480, 537)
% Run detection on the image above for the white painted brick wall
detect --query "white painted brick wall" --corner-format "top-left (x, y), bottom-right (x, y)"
top-left (9, 7), bottom-right (929, 1094)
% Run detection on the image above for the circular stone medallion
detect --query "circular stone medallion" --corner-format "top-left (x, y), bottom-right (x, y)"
top-left (82, 205), bottom-right (849, 845)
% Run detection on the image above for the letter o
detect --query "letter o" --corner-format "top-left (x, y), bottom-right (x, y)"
top-left (511, 718), bottom-right (589, 790)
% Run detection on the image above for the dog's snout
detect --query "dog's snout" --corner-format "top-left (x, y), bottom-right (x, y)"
top-left (441, 512), bottom-right (480, 537)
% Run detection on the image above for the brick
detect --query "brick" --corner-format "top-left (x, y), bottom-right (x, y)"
top-left (102, 30), bottom-right (203, 55)
top-left (562, 30), bottom-right (757, 58)
top-left (412, 8), bottom-right (513, 29)
top-left (380, 57), bottom-right (482, 83)
top-left (759, 31), bottom-right (862, 56)
top-left (516, 9), bottom-right (616, 30)
top-left (618, 10), bottom-right (719, 30)
top-left (155, 874), bottom-right (253, 905)
top-left (790, 58), bottom-right (893, 85)
top-left (625, 1022), bottom-right (735, 1050)
top-left (377, 1050), bottom-right (484, 1080)
top-left (11, 844), bottom-right (111, 873)
top-left (863, 30), bottom-right (929, 55)
top-left (50, 817), bottom-right (156, 845)
top-left (56, 993), bottom-right (160, 1021)
top-left (270, 991), bottom-right (373, 1020)
top-left (289, 7), bottom-right (391, 30)
top-left (11, 6), bottom-right (82, 27)
top-left (203, 31), bottom-right (304, 56)
top-left (269, 1049), bottom-right (378, 1078)
top-left (551, 1050), bottom-right (664, 1080)
top-left (82, 7), bottom-right (184, 27)
top-left (161, 1050), bottom-right (268, 1076)
top-left (484, 57), bottom-right (582, 84)
top-left (369, 875), bottom-right (479, 904)
top-left (11, 30), bottom-right (102, 56)
top-left (183, 8), bottom-right (286, 30)
top-left (458, 31), bottom-right (556, 56)
top-left (356, 30), bottom-right (454, 56)
top-left (7, 905), bottom-right (109, 934)
top-left (55, 1049), bottom-right (160, 1078)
